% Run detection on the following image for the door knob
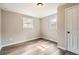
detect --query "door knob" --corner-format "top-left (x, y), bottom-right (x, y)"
top-left (67, 31), bottom-right (70, 34)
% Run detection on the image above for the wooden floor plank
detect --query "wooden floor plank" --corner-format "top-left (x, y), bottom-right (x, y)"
top-left (0, 38), bottom-right (76, 55)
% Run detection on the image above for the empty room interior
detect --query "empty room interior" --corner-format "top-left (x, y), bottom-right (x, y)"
top-left (0, 3), bottom-right (79, 55)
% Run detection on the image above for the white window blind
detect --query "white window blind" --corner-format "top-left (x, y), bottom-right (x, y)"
top-left (50, 18), bottom-right (57, 30)
top-left (23, 17), bottom-right (33, 29)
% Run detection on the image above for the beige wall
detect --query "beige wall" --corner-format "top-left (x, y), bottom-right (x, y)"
top-left (57, 3), bottom-right (79, 49)
top-left (1, 10), bottom-right (40, 47)
top-left (41, 14), bottom-right (58, 42)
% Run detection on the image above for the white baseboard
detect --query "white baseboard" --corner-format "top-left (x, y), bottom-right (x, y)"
top-left (1, 37), bottom-right (39, 48)
top-left (42, 37), bottom-right (58, 43)
top-left (57, 45), bottom-right (66, 50)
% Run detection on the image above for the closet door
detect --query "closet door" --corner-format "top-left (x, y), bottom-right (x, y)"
top-left (65, 5), bottom-right (79, 54)
top-left (0, 9), bottom-right (1, 50)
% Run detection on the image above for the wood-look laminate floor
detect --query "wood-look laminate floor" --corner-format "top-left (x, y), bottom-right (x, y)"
top-left (0, 39), bottom-right (76, 55)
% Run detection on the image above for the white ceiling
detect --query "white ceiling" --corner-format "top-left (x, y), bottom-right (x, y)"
top-left (0, 3), bottom-right (60, 18)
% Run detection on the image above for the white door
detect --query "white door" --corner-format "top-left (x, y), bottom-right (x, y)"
top-left (65, 5), bottom-right (79, 54)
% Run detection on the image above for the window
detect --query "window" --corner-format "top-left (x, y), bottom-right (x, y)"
top-left (50, 18), bottom-right (57, 25)
top-left (23, 17), bottom-right (33, 29)
top-left (49, 18), bottom-right (57, 30)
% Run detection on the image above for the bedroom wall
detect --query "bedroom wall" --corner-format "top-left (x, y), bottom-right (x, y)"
top-left (1, 10), bottom-right (40, 47)
top-left (41, 14), bottom-right (58, 42)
